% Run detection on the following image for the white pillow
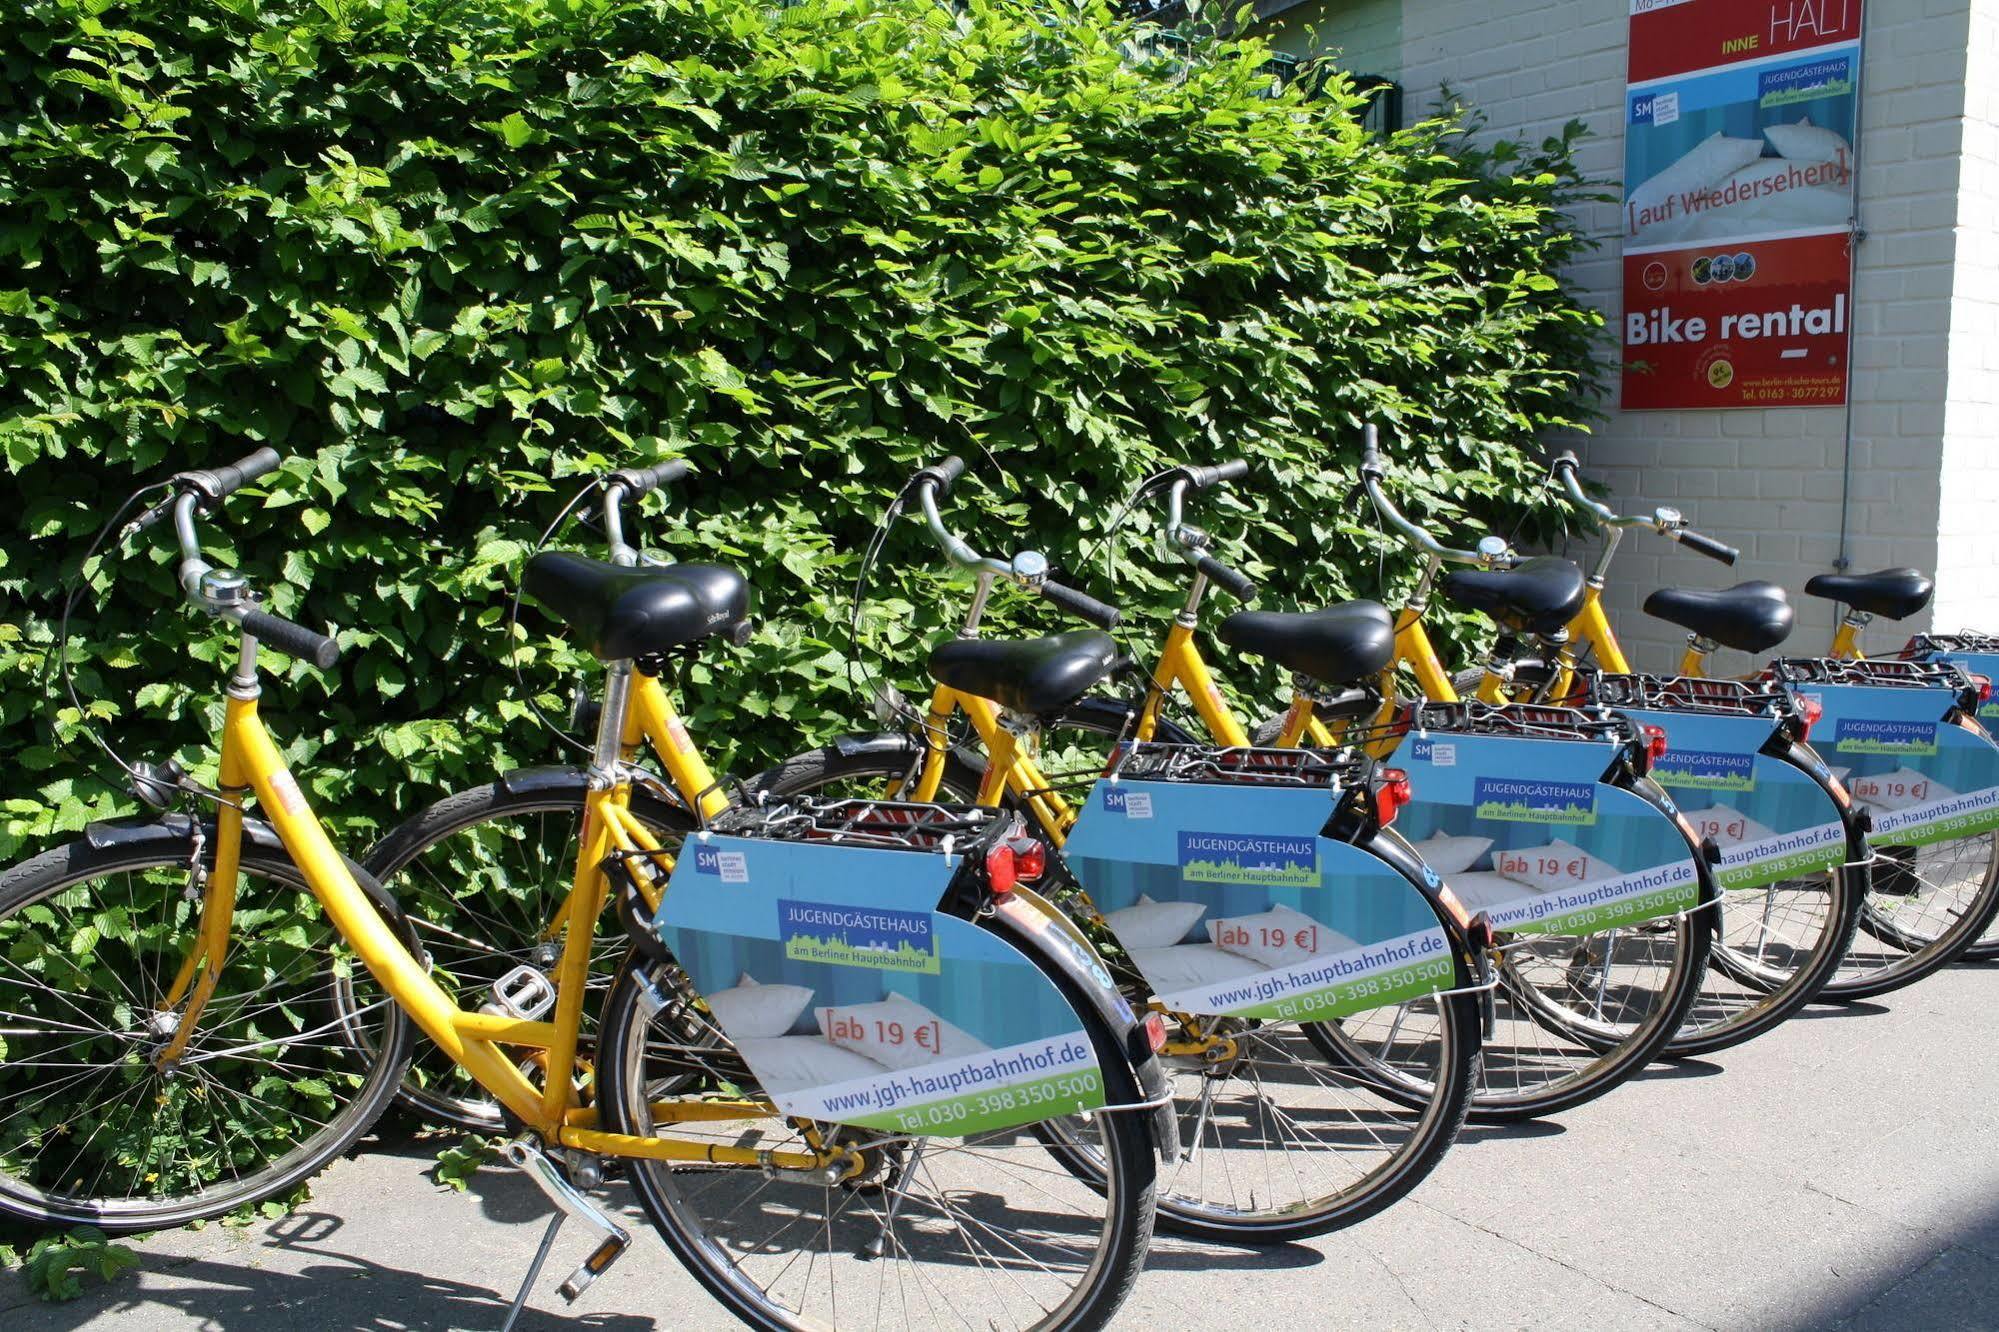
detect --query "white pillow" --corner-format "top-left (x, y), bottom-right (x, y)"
top-left (1104, 893), bottom-right (1208, 949)
top-left (704, 973), bottom-right (814, 1040)
top-left (816, 993), bottom-right (988, 1071)
top-left (1495, 840), bottom-right (1622, 891)
top-left (1208, 903), bottom-right (1355, 967)
top-left (1848, 768), bottom-right (1955, 812)
top-left (1764, 117), bottom-right (1850, 166)
top-left (735, 1035), bottom-right (887, 1095)
top-left (1627, 133), bottom-right (1764, 234)
top-left (1129, 943), bottom-right (1264, 993)
top-left (1446, 870), bottom-right (1536, 910)
top-left (1682, 804), bottom-right (1778, 847)
top-left (1411, 833), bottom-right (1494, 876)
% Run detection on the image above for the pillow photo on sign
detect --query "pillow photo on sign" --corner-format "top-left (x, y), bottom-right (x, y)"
top-left (1627, 132), bottom-right (1765, 240)
top-left (1763, 116), bottom-right (1852, 166)
top-left (1130, 944), bottom-right (1265, 993)
top-left (1495, 840), bottom-right (1622, 893)
top-left (1410, 833), bottom-right (1495, 876)
top-left (1103, 893), bottom-right (1209, 949)
top-left (735, 1036), bottom-right (889, 1094)
top-left (1208, 902), bottom-right (1356, 968)
top-left (1446, 870), bottom-right (1534, 912)
top-left (816, 993), bottom-right (988, 1071)
top-left (704, 972), bottom-right (815, 1040)
top-left (1847, 768), bottom-right (1955, 812)
top-left (1683, 804), bottom-right (1778, 847)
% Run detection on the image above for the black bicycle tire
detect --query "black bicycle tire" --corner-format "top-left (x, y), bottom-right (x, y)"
top-left (0, 836), bottom-right (414, 1232)
top-left (596, 944), bottom-right (1157, 1332)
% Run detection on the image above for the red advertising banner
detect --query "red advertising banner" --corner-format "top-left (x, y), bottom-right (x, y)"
top-left (1621, 0), bottom-right (1862, 410)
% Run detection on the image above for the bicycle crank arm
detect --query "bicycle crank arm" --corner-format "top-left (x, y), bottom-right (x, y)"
top-left (501, 1138), bottom-right (632, 1302)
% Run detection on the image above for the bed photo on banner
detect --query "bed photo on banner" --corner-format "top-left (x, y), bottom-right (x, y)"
top-left (1622, 0), bottom-right (1863, 409)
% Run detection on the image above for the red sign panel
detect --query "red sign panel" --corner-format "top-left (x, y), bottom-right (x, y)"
top-left (1621, 0), bottom-right (1863, 410)
top-left (1629, 0), bottom-right (1864, 84)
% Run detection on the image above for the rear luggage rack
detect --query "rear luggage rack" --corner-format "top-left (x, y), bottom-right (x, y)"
top-left (714, 797), bottom-right (1012, 855)
top-left (1407, 701), bottom-right (1641, 745)
top-left (1904, 632), bottom-right (1999, 656)
top-left (1109, 742), bottom-right (1372, 791)
top-left (1562, 673), bottom-right (1798, 720)
top-left (1770, 657), bottom-right (1977, 696)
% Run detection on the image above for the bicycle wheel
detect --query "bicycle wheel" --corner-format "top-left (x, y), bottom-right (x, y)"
top-left (361, 779), bottom-right (693, 1131)
top-left (0, 833), bottom-right (413, 1231)
top-left (1670, 864), bottom-right (1862, 1052)
top-left (755, 740), bottom-right (1481, 1243)
top-left (596, 948), bottom-right (1156, 1331)
top-left (1821, 832), bottom-right (1999, 999)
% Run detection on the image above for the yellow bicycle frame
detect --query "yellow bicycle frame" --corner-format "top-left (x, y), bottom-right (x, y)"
top-left (159, 668), bottom-right (830, 1174)
top-left (897, 597), bottom-right (1464, 832)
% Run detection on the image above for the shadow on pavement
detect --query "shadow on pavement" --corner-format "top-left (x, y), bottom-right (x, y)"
top-left (1765, 1196), bottom-right (1999, 1331)
top-left (6, 1239), bottom-right (655, 1332)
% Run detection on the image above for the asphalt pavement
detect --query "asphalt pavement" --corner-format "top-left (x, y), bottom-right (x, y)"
top-left (6, 959), bottom-right (1996, 1331)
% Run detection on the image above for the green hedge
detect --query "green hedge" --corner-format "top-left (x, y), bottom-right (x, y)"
top-left (0, 0), bottom-right (1606, 859)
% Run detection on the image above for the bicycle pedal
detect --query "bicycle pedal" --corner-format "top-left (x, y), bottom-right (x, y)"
top-left (485, 965), bottom-right (556, 1021)
top-left (558, 1233), bottom-right (630, 1302)
top-left (501, 1138), bottom-right (632, 1305)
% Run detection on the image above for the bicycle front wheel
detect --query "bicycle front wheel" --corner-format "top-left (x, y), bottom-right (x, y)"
top-left (1823, 831), bottom-right (1999, 999)
top-left (596, 950), bottom-right (1157, 1332)
top-left (0, 833), bottom-right (412, 1231)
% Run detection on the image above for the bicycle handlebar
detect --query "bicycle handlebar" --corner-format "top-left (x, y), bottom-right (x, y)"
top-left (609, 459), bottom-right (690, 497)
top-left (913, 455), bottom-right (966, 500)
top-left (907, 459), bottom-right (1123, 630)
top-left (601, 457), bottom-right (691, 565)
top-left (122, 448), bottom-right (345, 671)
top-left (1150, 460), bottom-right (1258, 601)
top-left (1553, 452), bottom-right (1737, 564)
top-left (1361, 425), bottom-right (1516, 568)
top-left (1041, 580), bottom-right (1121, 630)
top-left (1671, 528), bottom-right (1740, 565)
top-left (242, 608), bottom-right (342, 669)
top-left (1196, 554), bottom-right (1257, 601)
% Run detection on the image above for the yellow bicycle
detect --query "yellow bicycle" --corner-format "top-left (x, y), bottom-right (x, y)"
top-left (0, 452), bottom-right (1161, 1332)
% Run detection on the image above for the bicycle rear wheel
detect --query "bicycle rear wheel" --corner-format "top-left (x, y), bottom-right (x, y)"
top-left (0, 834), bottom-right (412, 1231)
top-left (596, 949), bottom-right (1156, 1331)
top-left (755, 739), bottom-right (1481, 1242)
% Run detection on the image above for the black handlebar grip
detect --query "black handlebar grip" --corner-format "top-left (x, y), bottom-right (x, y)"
top-left (191, 448), bottom-right (282, 503)
top-left (913, 455), bottom-right (965, 499)
top-left (612, 460), bottom-right (691, 496)
top-left (1674, 529), bottom-right (1740, 566)
top-left (241, 609), bottom-right (341, 670)
top-left (1196, 554), bottom-right (1257, 601)
top-left (1360, 424), bottom-right (1383, 475)
top-left (1185, 459), bottom-right (1251, 490)
top-left (1039, 580), bottom-right (1122, 630)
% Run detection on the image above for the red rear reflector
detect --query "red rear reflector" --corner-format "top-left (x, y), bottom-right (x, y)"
top-left (1374, 767), bottom-right (1413, 827)
top-left (1641, 724), bottom-right (1669, 768)
top-left (1009, 836), bottom-right (1047, 883)
top-left (985, 842), bottom-right (1017, 895)
top-left (1973, 674), bottom-right (1993, 703)
top-left (1142, 1011), bottom-right (1168, 1053)
top-left (1796, 694), bottom-right (1823, 740)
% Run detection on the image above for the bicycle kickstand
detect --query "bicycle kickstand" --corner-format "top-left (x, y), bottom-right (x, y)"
top-left (497, 1137), bottom-right (632, 1329)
